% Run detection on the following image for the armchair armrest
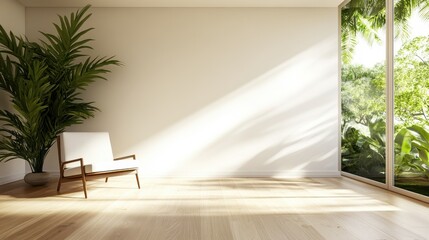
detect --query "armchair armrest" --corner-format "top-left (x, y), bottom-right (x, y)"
top-left (114, 154), bottom-right (136, 160)
top-left (61, 158), bottom-right (84, 168)
top-left (60, 158), bottom-right (85, 177)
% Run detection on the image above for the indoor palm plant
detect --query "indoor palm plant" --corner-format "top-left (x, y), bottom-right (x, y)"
top-left (0, 5), bottom-right (119, 185)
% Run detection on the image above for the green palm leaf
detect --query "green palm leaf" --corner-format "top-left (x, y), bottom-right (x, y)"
top-left (0, 5), bottom-right (120, 172)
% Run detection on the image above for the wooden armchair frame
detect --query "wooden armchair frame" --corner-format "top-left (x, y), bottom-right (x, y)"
top-left (56, 135), bottom-right (140, 198)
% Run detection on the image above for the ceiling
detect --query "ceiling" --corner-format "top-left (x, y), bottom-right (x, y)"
top-left (18, 0), bottom-right (344, 8)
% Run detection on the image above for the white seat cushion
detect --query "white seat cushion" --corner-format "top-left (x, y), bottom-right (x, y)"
top-left (64, 159), bottom-right (139, 177)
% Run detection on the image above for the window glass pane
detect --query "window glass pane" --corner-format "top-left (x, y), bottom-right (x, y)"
top-left (341, 0), bottom-right (386, 183)
top-left (394, 0), bottom-right (429, 196)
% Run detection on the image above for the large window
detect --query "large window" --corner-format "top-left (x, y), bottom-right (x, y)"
top-left (341, 0), bottom-right (429, 200)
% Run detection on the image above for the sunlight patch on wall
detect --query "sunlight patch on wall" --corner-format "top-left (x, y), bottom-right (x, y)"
top-left (127, 37), bottom-right (339, 177)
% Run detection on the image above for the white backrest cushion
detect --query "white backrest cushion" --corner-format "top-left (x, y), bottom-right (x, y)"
top-left (60, 132), bottom-right (114, 168)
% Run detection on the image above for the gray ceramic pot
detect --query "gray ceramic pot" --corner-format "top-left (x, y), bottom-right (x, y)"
top-left (24, 172), bottom-right (50, 186)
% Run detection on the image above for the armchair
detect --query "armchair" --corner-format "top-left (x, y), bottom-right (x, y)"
top-left (57, 132), bottom-right (140, 198)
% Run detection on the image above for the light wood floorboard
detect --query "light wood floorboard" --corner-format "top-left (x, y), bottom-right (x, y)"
top-left (0, 177), bottom-right (428, 240)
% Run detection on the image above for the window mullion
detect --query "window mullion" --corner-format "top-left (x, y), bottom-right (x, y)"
top-left (385, 0), bottom-right (395, 189)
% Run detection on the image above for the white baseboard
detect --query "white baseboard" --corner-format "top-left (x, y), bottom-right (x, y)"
top-left (137, 170), bottom-right (341, 178)
top-left (20, 171), bottom-right (340, 179)
top-left (0, 173), bottom-right (25, 185)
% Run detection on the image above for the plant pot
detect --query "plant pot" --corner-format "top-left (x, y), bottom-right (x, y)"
top-left (24, 172), bottom-right (50, 186)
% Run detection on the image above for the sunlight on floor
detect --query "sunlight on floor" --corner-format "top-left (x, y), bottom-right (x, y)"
top-left (0, 177), bottom-right (399, 216)
top-left (2, 177), bottom-right (428, 239)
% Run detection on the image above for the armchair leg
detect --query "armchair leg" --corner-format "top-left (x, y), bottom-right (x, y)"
top-left (82, 175), bottom-right (88, 199)
top-left (57, 178), bottom-right (62, 192)
top-left (105, 177), bottom-right (109, 183)
top-left (135, 173), bottom-right (141, 189)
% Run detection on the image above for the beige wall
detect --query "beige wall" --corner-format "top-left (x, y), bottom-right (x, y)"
top-left (0, 0), bottom-right (26, 184)
top-left (27, 7), bottom-right (340, 177)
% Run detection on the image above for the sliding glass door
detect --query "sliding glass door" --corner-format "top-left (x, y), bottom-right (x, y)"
top-left (340, 0), bottom-right (386, 183)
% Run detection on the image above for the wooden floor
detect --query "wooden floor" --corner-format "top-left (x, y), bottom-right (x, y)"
top-left (0, 177), bottom-right (429, 240)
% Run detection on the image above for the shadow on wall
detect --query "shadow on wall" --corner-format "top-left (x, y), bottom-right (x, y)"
top-left (121, 38), bottom-right (339, 177)
top-left (193, 98), bottom-right (338, 178)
